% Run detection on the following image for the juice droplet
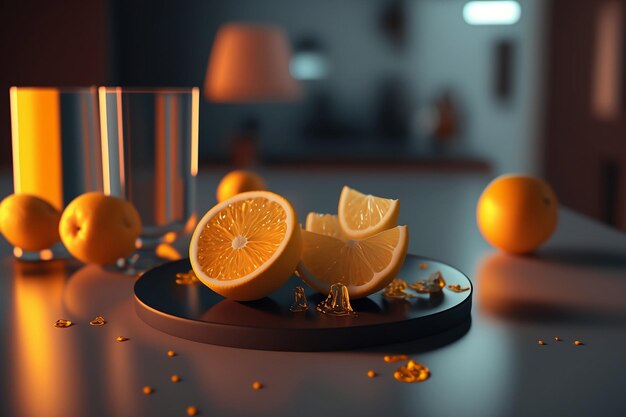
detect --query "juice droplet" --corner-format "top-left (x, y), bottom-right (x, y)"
top-left (384, 354), bottom-right (409, 363)
top-left (393, 360), bottom-right (430, 383)
top-left (252, 381), bottom-right (263, 390)
top-left (447, 284), bottom-right (470, 293)
top-left (167, 350), bottom-right (177, 357)
top-left (409, 271), bottom-right (446, 294)
top-left (170, 374), bottom-right (181, 383)
top-left (367, 370), bottom-right (377, 378)
top-left (54, 319), bottom-right (73, 328)
top-left (316, 283), bottom-right (357, 316)
top-left (143, 386), bottom-right (153, 395)
top-left (176, 270), bottom-right (199, 285)
top-left (428, 271), bottom-right (446, 288)
top-left (116, 336), bottom-right (129, 342)
top-left (89, 315), bottom-right (106, 326)
top-left (419, 262), bottom-right (429, 270)
top-left (574, 340), bottom-right (584, 346)
top-left (538, 340), bottom-right (547, 345)
top-left (553, 337), bottom-right (562, 342)
top-left (186, 406), bottom-right (198, 416)
top-left (383, 278), bottom-right (414, 299)
top-left (289, 286), bottom-right (309, 312)
top-left (409, 282), bottom-right (432, 293)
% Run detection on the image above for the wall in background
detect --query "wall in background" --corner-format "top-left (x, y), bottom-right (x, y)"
top-left (0, 0), bottom-right (547, 176)
top-left (111, 0), bottom-right (546, 173)
top-left (0, 0), bottom-right (109, 173)
top-left (112, 0), bottom-right (409, 161)
top-left (408, 0), bottom-right (547, 175)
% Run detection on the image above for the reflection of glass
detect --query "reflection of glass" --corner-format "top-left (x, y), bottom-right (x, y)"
top-left (9, 87), bottom-right (103, 260)
top-left (11, 261), bottom-right (86, 417)
top-left (98, 87), bottom-right (199, 272)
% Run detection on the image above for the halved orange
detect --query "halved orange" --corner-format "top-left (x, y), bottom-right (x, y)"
top-left (189, 191), bottom-right (302, 301)
top-left (338, 186), bottom-right (399, 239)
top-left (296, 225), bottom-right (408, 299)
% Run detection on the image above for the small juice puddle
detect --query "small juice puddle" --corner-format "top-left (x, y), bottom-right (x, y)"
top-left (383, 354), bottom-right (408, 363)
top-left (89, 316), bottom-right (106, 326)
top-left (409, 271), bottom-right (446, 294)
top-left (383, 278), bottom-right (414, 300)
top-left (394, 360), bottom-right (430, 383)
top-left (447, 284), bottom-right (470, 292)
top-left (176, 270), bottom-right (199, 285)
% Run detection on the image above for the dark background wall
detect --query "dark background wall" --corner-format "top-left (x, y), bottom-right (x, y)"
top-left (1, 0), bottom-right (545, 172)
top-left (0, 0), bottom-right (109, 168)
top-left (0, 0), bottom-right (544, 173)
top-left (109, 0), bottom-right (545, 170)
top-left (110, 0), bottom-right (411, 161)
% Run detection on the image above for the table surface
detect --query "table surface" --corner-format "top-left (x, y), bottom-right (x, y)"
top-left (2, 169), bottom-right (626, 417)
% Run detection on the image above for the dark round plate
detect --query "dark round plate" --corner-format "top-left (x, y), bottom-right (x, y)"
top-left (134, 254), bottom-right (472, 351)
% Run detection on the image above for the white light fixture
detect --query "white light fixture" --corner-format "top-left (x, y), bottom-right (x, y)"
top-left (463, 1), bottom-right (521, 25)
top-left (290, 52), bottom-right (330, 81)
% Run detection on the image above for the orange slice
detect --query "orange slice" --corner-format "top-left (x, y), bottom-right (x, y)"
top-left (189, 191), bottom-right (302, 301)
top-left (305, 212), bottom-right (343, 238)
top-left (338, 186), bottom-right (399, 239)
top-left (296, 225), bottom-right (408, 299)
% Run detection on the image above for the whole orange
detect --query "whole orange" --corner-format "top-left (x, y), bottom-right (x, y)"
top-left (216, 170), bottom-right (266, 203)
top-left (477, 175), bottom-right (558, 254)
top-left (0, 194), bottom-right (61, 251)
top-left (59, 192), bottom-right (142, 264)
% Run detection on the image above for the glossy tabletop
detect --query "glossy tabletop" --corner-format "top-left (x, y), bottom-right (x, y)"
top-left (1, 169), bottom-right (626, 417)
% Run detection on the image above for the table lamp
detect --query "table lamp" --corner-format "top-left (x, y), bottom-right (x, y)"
top-left (204, 23), bottom-right (301, 165)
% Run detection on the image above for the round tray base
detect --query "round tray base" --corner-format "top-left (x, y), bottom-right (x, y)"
top-left (134, 255), bottom-right (472, 351)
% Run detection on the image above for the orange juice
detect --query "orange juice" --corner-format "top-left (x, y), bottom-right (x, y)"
top-left (10, 88), bottom-right (64, 210)
top-left (9, 87), bottom-right (102, 211)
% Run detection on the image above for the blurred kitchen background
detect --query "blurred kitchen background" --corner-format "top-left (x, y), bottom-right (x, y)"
top-left (1, 0), bottom-right (625, 230)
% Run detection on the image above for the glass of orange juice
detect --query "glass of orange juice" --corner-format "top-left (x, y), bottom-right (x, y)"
top-left (98, 87), bottom-right (199, 272)
top-left (9, 87), bottom-right (103, 261)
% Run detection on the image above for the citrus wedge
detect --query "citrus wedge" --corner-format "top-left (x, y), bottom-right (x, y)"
top-left (296, 225), bottom-right (408, 299)
top-left (189, 191), bottom-right (302, 301)
top-left (338, 186), bottom-right (400, 239)
top-left (305, 212), bottom-right (343, 238)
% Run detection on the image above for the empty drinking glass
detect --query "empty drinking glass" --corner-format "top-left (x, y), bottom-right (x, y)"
top-left (98, 87), bottom-right (199, 272)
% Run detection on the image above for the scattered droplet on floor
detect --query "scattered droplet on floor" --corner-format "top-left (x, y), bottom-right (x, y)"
top-left (393, 360), bottom-right (430, 383)
top-left (384, 354), bottom-right (409, 363)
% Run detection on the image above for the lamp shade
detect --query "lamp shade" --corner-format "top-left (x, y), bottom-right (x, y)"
top-left (204, 23), bottom-right (301, 102)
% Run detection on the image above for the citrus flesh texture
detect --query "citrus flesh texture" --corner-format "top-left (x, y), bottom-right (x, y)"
top-left (190, 191), bottom-right (302, 301)
top-left (305, 212), bottom-right (343, 239)
top-left (297, 225), bottom-right (408, 299)
top-left (0, 194), bottom-right (61, 251)
top-left (477, 174), bottom-right (558, 254)
top-left (338, 186), bottom-right (399, 239)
